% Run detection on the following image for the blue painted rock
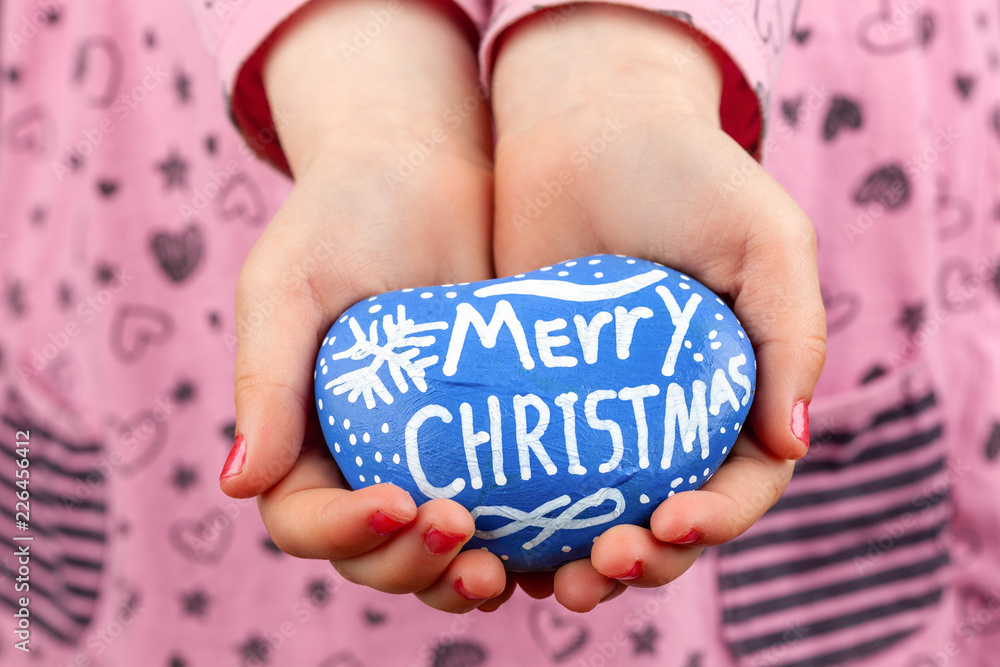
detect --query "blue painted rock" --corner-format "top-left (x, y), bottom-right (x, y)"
top-left (314, 255), bottom-right (755, 570)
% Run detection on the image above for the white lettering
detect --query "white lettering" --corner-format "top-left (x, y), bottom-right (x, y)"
top-left (443, 301), bottom-right (534, 375)
top-left (655, 286), bottom-right (702, 376)
top-left (513, 394), bottom-right (558, 480)
top-left (405, 405), bottom-right (465, 498)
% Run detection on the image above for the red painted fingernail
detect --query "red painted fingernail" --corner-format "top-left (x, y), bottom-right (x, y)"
top-left (454, 578), bottom-right (488, 600)
top-left (220, 435), bottom-right (246, 481)
top-left (671, 530), bottom-right (701, 545)
top-left (369, 510), bottom-right (409, 536)
top-left (424, 527), bottom-right (466, 555)
top-left (792, 400), bottom-right (810, 448)
top-left (612, 561), bottom-right (643, 581)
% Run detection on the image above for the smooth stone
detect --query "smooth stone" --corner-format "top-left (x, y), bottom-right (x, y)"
top-left (315, 255), bottom-right (755, 570)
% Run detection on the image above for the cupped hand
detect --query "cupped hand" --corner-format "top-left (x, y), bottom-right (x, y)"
top-left (490, 5), bottom-right (827, 611)
top-left (220, 0), bottom-right (508, 612)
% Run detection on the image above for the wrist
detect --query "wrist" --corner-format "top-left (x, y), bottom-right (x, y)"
top-left (263, 0), bottom-right (488, 177)
top-left (493, 4), bottom-right (723, 138)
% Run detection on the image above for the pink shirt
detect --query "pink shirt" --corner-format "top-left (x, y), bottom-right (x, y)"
top-left (1, 0), bottom-right (997, 665)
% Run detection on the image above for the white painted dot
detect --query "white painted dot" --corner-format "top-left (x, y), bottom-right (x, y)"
top-left (566, 261), bottom-right (577, 267)
top-left (363, 432), bottom-right (370, 443)
top-left (375, 451), bottom-right (383, 462)
top-left (318, 399), bottom-right (323, 410)
top-left (458, 282), bottom-right (470, 286)
top-left (711, 342), bottom-right (722, 350)
top-left (693, 353), bottom-right (704, 362)
top-left (735, 422), bottom-right (741, 431)
top-left (716, 313), bottom-right (724, 320)
top-left (327, 337), bottom-right (336, 346)
top-left (679, 283), bottom-right (691, 290)
top-left (443, 283), bottom-right (454, 288)
top-left (540, 266), bottom-right (552, 271)
top-left (709, 330), bottom-right (718, 339)
top-left (501, 555), bottom-right (509, 561)
top-left (717, 298), bottom-right (725, 305)
top-left (668, 490), bottom-right (675, 497)
top-left (626, 259), bottom-right (636, 264)
top-left (738, 331), bottom-right (745, 338)
top-left (685, 340), bottom-right (692, 349)
top-left (421, 292), bottom-right (433, 299)
top-left (359, 474), bottom-right (365, 482)
top-left (594, 272), bottom-right (604, 278)
top-left (515, 274), bottom-right (526, 279)
top-left (558, 271), bottom-right (569, 277)
top-left (704, 468), bottom-right (710, 476)
top-left (392, 453), bottom-right (400, 464)
top-left (339, 315), bottom-right (348, 323)
top-left (355, 456), bottom-right (363, 466)
top-left (689, 475), bottom-right (698, 484)
top-left (322, 336), bottom-right (329, 346)
top-left (381, 423), bottom-right (389, 433)
top-left (322, 365), bottom-right (328, 375)
top-left (639, 494), bottom-right (650, 504)
top-left (589, 259), bottom-right (601, 265)
top-left (671, 478), bottom-right (684, 488)
top-left (680, 274), bottom-right (690, 280)
top-left (343, 419), bottom-right (350, 429)
top-left (334, 443), bottom-right (341, 453)
top-left (349, 434), bottom-right (357, 445)
top-left (722, 446), bottom-right (729, 454)
top-left (720, 427), bottom-right (726, 434)
top-left (446, 292), bottom-right (457, 298)
top-left (368, 304), bottom-right (382, 314)
top-left (402, 288), bottom-right (414, 293)
top-left (328, 416), bottom-right (335, 426)
top-left (374, 475), bottom-right (381, 483)
top-left (561, 546), bottom-right (571, 553)
top-left (320, 358), bottom-right (327, 366)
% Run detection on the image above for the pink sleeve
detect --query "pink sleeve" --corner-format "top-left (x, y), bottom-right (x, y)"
top-left (481, 0), bottom-right (797, 157)
top-left (183, 0), bottom-right (490, 174)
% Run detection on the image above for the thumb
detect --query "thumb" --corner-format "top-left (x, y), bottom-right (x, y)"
top-left (221, 239), bottom-right (328, 498)
top-left (734, 198), bottom-right (827, 460)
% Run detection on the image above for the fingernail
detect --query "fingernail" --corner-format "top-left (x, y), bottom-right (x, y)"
top-left (671, 530), bottom-right (700, 545)
top-left (220, 435), bottom-right (247, 481)
top-left (791, 400), bottom-right (810, 448)
top-left (600, 582), bottom-right (623, 603)
top-left (454, 578), bottom-right (488, 600)
top-left (611, 561), bottom-right (643, 581)
top-left (424, 527), bottom-right (466, 555)
top-left (369, 510), bottom-right (409, 536)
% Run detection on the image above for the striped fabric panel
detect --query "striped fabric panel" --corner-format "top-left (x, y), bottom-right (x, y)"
top-left (0, 393), bottom-right (107, 644)
top-left (718, 373), bottom-right (950, 666)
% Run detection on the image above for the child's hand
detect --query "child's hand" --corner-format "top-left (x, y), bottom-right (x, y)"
top-left (221, 0), bottom-right (509, 612)
top-left (491, 5), bottom-right (827, 611)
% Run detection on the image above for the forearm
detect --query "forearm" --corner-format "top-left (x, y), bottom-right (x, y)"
top-left (263, 0), bottom-right (488, 176)
top-left (493, 4), bottom-right (724, 138)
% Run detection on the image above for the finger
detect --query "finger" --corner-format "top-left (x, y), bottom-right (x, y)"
top-left (590, 524), bottom-right (703, 588)
top-left (552, 559), bottom-right (621, 613)
top-left (514, 571), bottom-right (555, 600)
top-left (731, 191), bottom-right (827, 460)
top-left (414, 549), bottom-right (507, 613)
top-left (649, 431), bottom-right (795, 546)
top-left (224, 223), bottom-right (332, 498)
top-left (478, 577), bottom-right (519, 613)
top-left (259, 449), bottom-right (418, 558)
top-left (333, 498), bottom-right (474, 594)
